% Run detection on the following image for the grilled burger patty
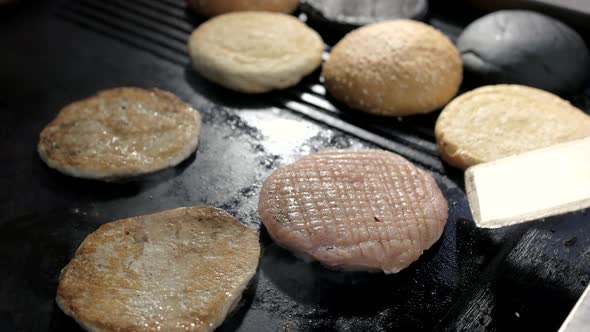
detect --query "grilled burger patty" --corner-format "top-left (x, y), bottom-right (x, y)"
top-left (56, 206), bottom-right (260, 332)
top-left (38, 87), bottom-right (202, 180)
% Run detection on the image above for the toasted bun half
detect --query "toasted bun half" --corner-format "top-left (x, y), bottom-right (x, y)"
top-left (435, 84), bottom-right (590, 169)
top-left (323, 19), bottom-right (462, 116)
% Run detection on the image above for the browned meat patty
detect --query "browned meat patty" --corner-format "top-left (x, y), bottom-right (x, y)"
top-left (38, 87), bottom-right (201, 180)
top-left (56, 206), bottom-right (260, 332)
top-left (258, 149), bottom-right (448, 273)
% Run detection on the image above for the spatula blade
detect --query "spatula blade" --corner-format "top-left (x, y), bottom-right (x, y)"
top-left (465, 137), bottom-right (590, 228)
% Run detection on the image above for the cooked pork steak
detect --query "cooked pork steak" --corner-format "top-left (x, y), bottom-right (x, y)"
top-left (259, 149), bottom-right (447, 273)
top-left (56, 206), bottom-right (260, 332)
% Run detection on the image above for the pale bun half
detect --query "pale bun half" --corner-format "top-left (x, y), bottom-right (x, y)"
top-left (188, 11), bottom-right (324, 93)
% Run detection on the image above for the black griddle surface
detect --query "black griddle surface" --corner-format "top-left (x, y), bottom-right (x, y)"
top-left (1, 1), bottom-right (590, 331)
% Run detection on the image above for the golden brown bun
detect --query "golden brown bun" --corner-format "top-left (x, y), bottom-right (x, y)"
top-left (56, 206), bottom-right (260, 332)
top-left (38, 87), bottom-right (201, 180)
top-left (188, 11), bottom-right (324, 93)
top-left (435, 84), bottom-right (590, 169)
top-left (188, 0), bottom-right (299, 17)
top-left (323, 19), bottom-right (462, 116)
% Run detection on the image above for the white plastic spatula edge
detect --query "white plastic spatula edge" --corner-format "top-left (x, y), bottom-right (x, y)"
top-left (465, 137), bottom-right (590, 229)
top-left (559, 283), bottom-right (590, 332)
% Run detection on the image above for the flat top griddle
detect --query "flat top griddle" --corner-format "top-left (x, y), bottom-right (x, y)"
top-left (1, 1), bottom-right (590, 331)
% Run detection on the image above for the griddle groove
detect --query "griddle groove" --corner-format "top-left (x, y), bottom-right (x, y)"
top-left (72, 0), bottom-right (188, 51)
top-left (127, 0), bottom-right (190, 21)
top-left (273, 98), bottom-right (447, 174)
top-left (101, 0), bottom-right (194, 34)
top-left (57, 11), bottom-right (187, 66)
top-left (279, 88), bottom-right (440, 156)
